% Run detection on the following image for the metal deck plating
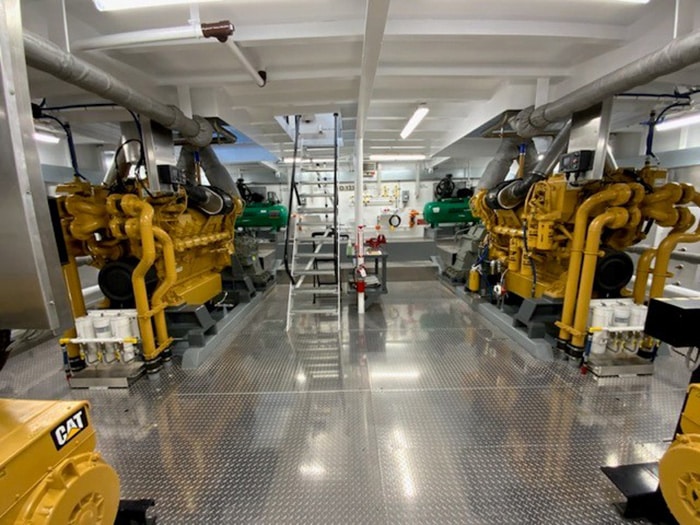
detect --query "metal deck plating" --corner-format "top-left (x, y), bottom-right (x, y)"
top-left (1, 281), bottom-right (690, 524)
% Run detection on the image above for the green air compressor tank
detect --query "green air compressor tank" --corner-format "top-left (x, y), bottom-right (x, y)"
top-left (237, 202), bottom-right (289, 231)
top-left (423, 198), bottom-right (475, 227)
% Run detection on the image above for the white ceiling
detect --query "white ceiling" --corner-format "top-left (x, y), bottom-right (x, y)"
top-left (20, 0), bottom-right (700, 165)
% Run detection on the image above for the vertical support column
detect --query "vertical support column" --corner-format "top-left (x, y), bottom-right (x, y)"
top-left (535, 77), bottom-right (550, 108)
top-left (177, 86), bottom-right (193, 119)
top-left (355, 137), bottom-right (365, 314)
top-left (46, 0), bottom-right (70, 52)
top-left (0, 0), bottom-right (71, 329)
top-left (674, 0), bottom-right (695, 38)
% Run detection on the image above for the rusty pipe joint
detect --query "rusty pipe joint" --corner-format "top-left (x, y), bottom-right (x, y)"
top-left (201, 21), bottom-right (234, 42)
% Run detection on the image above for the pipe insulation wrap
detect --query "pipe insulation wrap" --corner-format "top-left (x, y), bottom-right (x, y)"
top-left (512, 29), bottom-right (700, 137)
top-left (23, 31), bottom-right (213, 147)
top-left (476, 137), bottom-right (538, 191)
top-left (177, 146), bottom-right (240, 198)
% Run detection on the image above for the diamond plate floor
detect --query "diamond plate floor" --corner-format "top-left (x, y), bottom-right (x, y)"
top-left (2, 282), bottom-right (691, 524)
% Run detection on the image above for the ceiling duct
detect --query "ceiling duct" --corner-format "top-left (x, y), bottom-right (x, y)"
top-left (22, 30), bottom-right (213, 147)
top-left (512, 29), bottom-right (700, 138)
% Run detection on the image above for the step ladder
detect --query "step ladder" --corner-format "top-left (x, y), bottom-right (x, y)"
top-left (284, 114), bottom-right (342, 331)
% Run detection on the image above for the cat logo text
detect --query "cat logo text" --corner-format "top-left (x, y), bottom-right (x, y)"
top-left (51, 408), bottom-right (88, 450)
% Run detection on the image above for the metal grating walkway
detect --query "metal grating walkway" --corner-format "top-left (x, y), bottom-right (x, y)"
top-left (0, 281), bottom-right (691, 524)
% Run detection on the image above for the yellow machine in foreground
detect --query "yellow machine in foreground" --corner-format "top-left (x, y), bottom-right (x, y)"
top-left (0, 399), bottom-right (119, 524)
top-left (661, 386), bottom-right (700, 524)
top-left (472, 165), bottom-right (700, 355)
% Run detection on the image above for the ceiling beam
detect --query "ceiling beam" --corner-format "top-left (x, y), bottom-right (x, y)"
top-left (157, 65), bottom-right (570, 87)
top-left (82, 18), bottom-right (628, 54)
top-left (226, 89), bottom-right (358, 108)
top-left (157, 67), bottom-right (360, 87)
top-left (356, 0), bottom-right (391, 139)
top-left (234, 20), bottom-right (364, 46)
top-left (380, 65), bottom-right (571, 79)
top-left (385, 19), bottom-right (627, 42)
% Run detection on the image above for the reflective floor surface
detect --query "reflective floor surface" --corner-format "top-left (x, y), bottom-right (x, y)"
top-left (1, 281), bottom-right (691, 524)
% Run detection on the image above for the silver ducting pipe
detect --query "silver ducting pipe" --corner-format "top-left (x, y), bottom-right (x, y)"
top-left (512, 29), bottom-right (700, 137)
top-left (476, 137), bottom-right (537, 191)
top-left (483, 123), bottom-right (571, 210)
top-left (23, 31), bottom-right (213, 147)
top-left (531, 121), bottom-right (572, 176)
top-left (177, 146), bottom-right (240, 198)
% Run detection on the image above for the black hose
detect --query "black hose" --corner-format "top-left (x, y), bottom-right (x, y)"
top-left (36, 113), bottom-right (87, 181)
top-left (644, 101), bottom-right (689, 162)
top-left (43, 102), bottom-right (119, 110)
top-left (283, 115), bottom-right (302, 285)
top-left (0, 329), bottom-right (10, 371)
top-left (485, 173), bottom-right (543, 210)
top-left (389, 214), bottom-right (402, 227)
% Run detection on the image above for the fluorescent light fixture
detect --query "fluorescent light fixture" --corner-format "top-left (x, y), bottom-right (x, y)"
top-left (369, 154), bottom-right (426, 162)
top-left (33, 131), bottom-right (60, 144)
top-left (400, 104), bottom-right (429, 140)
top-left (615, 0), bottom-right (649, 3)
top-left (656, 111), bottom-right (700, 131)
top-left (93, 0), bottom-right (219, 10)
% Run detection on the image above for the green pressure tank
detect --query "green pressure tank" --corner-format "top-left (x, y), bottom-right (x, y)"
top-left (237, 202), bottom-right (289, 231)
top-left (423, 198), bottom-right (475, 227)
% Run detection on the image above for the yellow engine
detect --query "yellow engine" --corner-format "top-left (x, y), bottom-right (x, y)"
top-left (0, 399), bottom-right (119, 525)
top-left (472, 165), bottom-right (700, 354)
top-left (55, 175), bottom-right (242, 374)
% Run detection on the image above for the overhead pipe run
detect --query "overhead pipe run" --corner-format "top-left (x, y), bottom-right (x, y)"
top-left (225, 40), bottom-right (267, 87)
top-left (71, 21), bottom-right (267, 88)
top-left (23, 30), bottom-right (213, 147)
top-left (512, 29), bottom-right (700, 137)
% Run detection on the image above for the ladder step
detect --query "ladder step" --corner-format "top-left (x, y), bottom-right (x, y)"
top-left (298, 193), bottom-right (334, 198)
top-left (297, 207), bottom-right (334, 214)
top-left (298, 221), bottom-right (336, 227)
top-left (292, 288), bottom-right (339, 296)
top-left (295, 270), bottom-right (336, 276)
top-left (291, 308), bottom-right (338, 315)
top-left (298, 180), bottom-right (335, 185)
top-left (294, 253), bottom-right (334, 259)
top-left (295, 238), bottom-right (333, 243)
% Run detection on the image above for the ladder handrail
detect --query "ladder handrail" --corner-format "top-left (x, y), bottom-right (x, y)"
top-left (283, 114), bottom-right (302, 285)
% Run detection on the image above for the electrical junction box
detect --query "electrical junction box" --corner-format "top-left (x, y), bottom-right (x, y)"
top-left (157, 164), bottom-right (187, 185)
top-left (401, 190), bottom-right (410, 204)
top-left (559, 150), bottom-right (594, 174)
top-left (645, 297), bottom-right (700, 347)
